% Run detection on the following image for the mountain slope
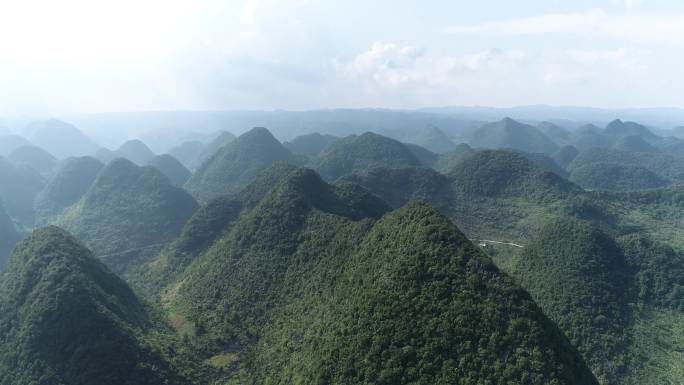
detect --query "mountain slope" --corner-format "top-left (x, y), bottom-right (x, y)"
top-left (0, 203), bottom-right (20, 269)
top-left (147, 154), bottom-right (192, 186)
top-left (512, 218), bottom-right (632, 384)
top-left (553, 145), bottom-right (580, 169)
top-left (8, 145), bottom-right (57, 175)
top-left (403, 125), bottom-right (456, 153)
top-left (570, 162), bottom-right (669, 191)
top-left (0, 135), bottom-right (31, 156)
top-left (0, 227), bottom-right (186, 385)
top-left (186, 127), bottom-right (297, 201)
top-left (115, 139), bottom-right (156, 165)
top-left (569, 148), bottom-right (684, 185)
top-left (57, 158), bottom-right (198, 273)
top-left (25, 119), bottom-right (98, 158)
top-left (169, 170), bottom-right (597, 384)
top-left (193, 131), bottom-right (236, 169)
top-left (0, 157), bottom-right (45, 225)
top-left (612, 135), bottom-right (658, 153)
top-left (311, 132), bottom-right (421, 181)
top-left (470, 118), bottom-right (559, 154)
top-left (283, 132), bottom-right (339, 157)
top-left (34, 156), bottom-right (104, 223)
top-left (169, 140), bottom-right (205, 169)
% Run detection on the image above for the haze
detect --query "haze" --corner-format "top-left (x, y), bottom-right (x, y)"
top-left (1, 0), bottom-right (684, 115)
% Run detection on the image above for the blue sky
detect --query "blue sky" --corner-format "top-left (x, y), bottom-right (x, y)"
top-left (1, 0), bottom-right (683, 114)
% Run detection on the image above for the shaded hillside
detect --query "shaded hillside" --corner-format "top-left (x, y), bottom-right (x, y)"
top-left (147, 154), bottom-right (192, 186)
top-left (8, 145), bottom-right (57, 175)
top-left (0, 157), bottom-right (45, 225)
top-left (311, 132), bottom-right (421, 181)
top-left (470, 118), bottom-right (559, 154)
top-left (602, 119), bottom-right (659, 143)
top-left (512, 218), bottom-right (632, 384)
top-left (34, 156), bottom-right (104, 223)
top-left (193, 131), bottom-right (236, 169)
top-left (0, 135), bottom-right (31, 156)
top-left (612, 135), bottom-right (658, 153)
top-left (25, 119), bottom-right (98, 158)
top-left (57, 158), bottom-right (198, 273)
top-left (116, 139), bottom-right (155, 165)
top-left (553, 145), bottom-right (580, 169)
top-left (0, 227), bottom-right (187, 385)
top-left (433, 143), bottom-right (476, 173)
top-left (0, 203), bottom-right (20, 269)
top-left (570, 162), bottom-right (669, 191)
top-left (186, 127), bottom-right (296, 201)
top-left (168, 168), bottom-right (597, 385)
top-left (283, 132), bottom-right (339, 157)
top-left (402, 125), bottom-right (456, 153)
top-left (569, 148), bottom-right (684, 184)
top-left (169, 140), bottom-right (205, 169)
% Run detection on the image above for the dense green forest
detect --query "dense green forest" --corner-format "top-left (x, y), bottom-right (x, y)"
top-left (1, 114), bottom-right (683, 385)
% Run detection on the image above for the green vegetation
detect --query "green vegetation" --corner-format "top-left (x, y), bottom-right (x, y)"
top-left (402, 125), bottom-right (456, 153)
top-left (7, 145), bottom-right (57, 175)
top-left (169, 140), bottom-right (205, 169)
top-left (403, 142), bottom-right (439, 167)
top-left (283, 132), bottom-right (339, 157)
top-left (569, 148), bottom-right (684, 187)
top-left (193, 130), bottom-right (237, 169)
top-left (25, 119), bottom-right (98, 159)
top-left (612, 135), bottom-right (658, 153)
top-left (311, 132), bottom-right (421, 180)
top-left (169, 168), bottom-right (597, 384)
top-left (433, 143), bottom-right (476, 173)
top-left (552, 145), bottom-right (579, 169)
top-left (34, 156), bottom-right (104, 224)
top-left (511, 218), bottom-right (632, 384)
top-left (0, 203), bottom-right (20, 269)
top-left (469, 117), bottom-right (559, 154)
top-left (0, 156), bottom-right (45, 225)
top-left (186, 127), bottom-right (296, 201)
top-left (147, 154), bottom-right (192, 186)
top-left (56, 158), bottom-right (198, 274)
top-left (570, 162), bottom-right (669, 191)
top-left (115, 139), bottom-right (155, 165)
top-left (0, 227), bottom-right (190, 385)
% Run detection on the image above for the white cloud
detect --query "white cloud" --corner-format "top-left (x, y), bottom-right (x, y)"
top-left (445, 8), bottom-right (684, 45)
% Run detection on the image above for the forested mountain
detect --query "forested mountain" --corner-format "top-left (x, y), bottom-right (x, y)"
top-left (168, 140), bottom-right (205, 169)
top-left (283, 132), bottom-right (339, 157)
top-left (0, 157), bottom-right (45, 225)
top-left (192, 130), bottom-right (236, 169)
top-left (0, 204), bottom-right (20, 269)
top-left (612, 135), bottom-right (658, 153)
top-left (569, 148), bottom-right (684, 188)
top-left (34, 156), bottom-right (104, 223)
top-left (402, 125), bottom-right (456, 153)
top-left (24, 119), bottom-right (98, 158)
top-left (147, 154), bottom-right (192, 186)
top-left (0, 227), bottom-right (189, 385)
top-left (311, 132), bottom-right (421, 180)
top-left (7, 145), bottom-right (57, 175)
top-left (186, 127), bottom-right (296, 201)
top-left (93, 147), bottom-right (118, 164)
top-left (469, 117), bottom-right (559, 154)
top-left (115, 139), bottom-right (156, 165)
top-left (0, 135), bottom-right (31, 156)
top-left (538, 121), bottom-right (572, 146)
top-left (569, 162), bottom-right (669, 191)
top-left (164, 166), bottom-right (597, 384)
top-left (344, 148), bottom-right (684, 385)
top-left (57, 158), bottom-right (198, 274)
top-left (552, 145), bottom-right (580, 169)
top-left (602, 119), bottom-right (659, 143)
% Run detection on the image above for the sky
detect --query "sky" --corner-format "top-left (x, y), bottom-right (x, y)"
top-left (1, 0), bottom-right (684, 115)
